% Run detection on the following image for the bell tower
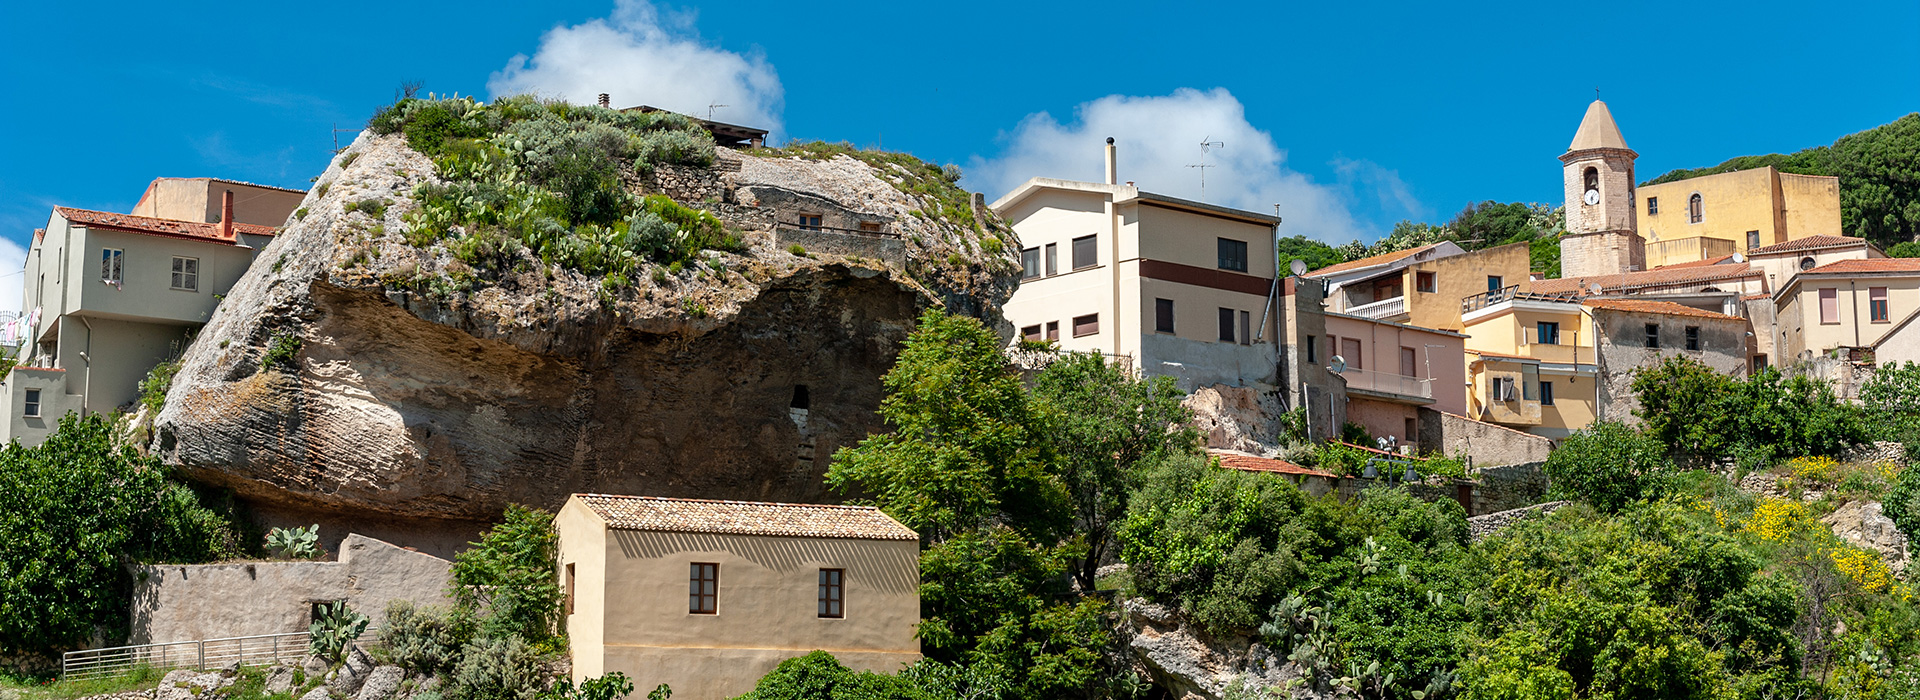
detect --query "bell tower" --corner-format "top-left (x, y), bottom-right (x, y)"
top-left (1558, 100), bottom-right (1644, 279)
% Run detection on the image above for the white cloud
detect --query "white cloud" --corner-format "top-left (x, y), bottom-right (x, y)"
top-left (0, 236), bottom-right (26, 318)
top-left (488, 0), bottom-right (784, 134)
top-left (968, 88), bottom-right (1417, 244)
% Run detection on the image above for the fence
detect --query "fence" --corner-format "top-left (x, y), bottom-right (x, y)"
top-left (62, 629), bottom-right (383, 681)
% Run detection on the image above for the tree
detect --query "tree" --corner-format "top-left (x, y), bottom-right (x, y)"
top-left (1276, 235), bottom-right (1346, 273)
top-left (1631, 355), bottom-right (1740, 466)
top-left (1448, 201), bottom-right (1538, 246)
top-left (1890, 241), bottom-right (1920, 258)
top-left (1030, 352), bottom-right (1198, 591)
top-left (1543, 421), bottom-right (1672, 513)
top-left (0, 414), bottom-right (246, 656)
top-left (1729, 369), bottom-right (1868, 468)
top-left (450, 505), bottom-right (563, 646)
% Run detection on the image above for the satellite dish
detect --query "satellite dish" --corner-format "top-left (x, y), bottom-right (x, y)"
top-left (1329, 355), bottom-right (1348, 374)
top-left (1289, 259), bottom-right (1308, 276)
top-left (1732, 253), bottom-right (1746, 264)
top-left (1588, 283), bottom-right (1604, 296)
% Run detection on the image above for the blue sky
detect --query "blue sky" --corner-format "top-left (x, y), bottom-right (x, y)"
top-left (1, 0), bottom-right (1915, 279)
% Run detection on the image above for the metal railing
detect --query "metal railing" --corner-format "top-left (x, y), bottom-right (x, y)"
top-left (778, 222), bottom-right (901, 239)
top-left (62, 629), bottom-right (383, 680)
top-left (1460, 285), bottom-right (1582, 314)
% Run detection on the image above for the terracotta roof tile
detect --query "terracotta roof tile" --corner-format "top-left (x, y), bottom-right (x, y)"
top-left (55, 206), bottom-right (276, 245)
top-left (1746, 235), bottom-right (1867, 256)
top-left (1307, 243), bottom-right (1441, 277)
top-left (576, 494), bottom-right (918, 540)
top-left (1209, 451), bottom-right (1337, 477)
top-left (1801, 258), bottom-right (1920, 275)
top-left (1582, 298), bottom-right (1743, 321)
top-left (1533, 263), bottom-right (1760, 295)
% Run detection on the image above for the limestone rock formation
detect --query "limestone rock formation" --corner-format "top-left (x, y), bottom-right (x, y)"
top-left (154, 122), bottom-right (1017, 531)
top-left (1119, 599), bottom-right (1338, 700)
top-left (1183, 384), bottom-right (1284, 453)
top-left (1822, 500), bottom-right (1911, 578)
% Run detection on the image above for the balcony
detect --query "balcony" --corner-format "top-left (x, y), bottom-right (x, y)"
top-left (1460, 285), bottom-right (1581, 314)
top-left (1340, 367), bottom-right (1433, 404)
top-left (1344, 295), bottom-right (1409, 322)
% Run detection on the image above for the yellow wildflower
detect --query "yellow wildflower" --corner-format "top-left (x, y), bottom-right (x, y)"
top-left (1744, 498), bottom-right (1809, 543)
top-left (1829, 547), bottom-right (1893, 592)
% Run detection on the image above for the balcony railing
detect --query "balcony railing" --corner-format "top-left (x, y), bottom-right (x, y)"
top-left (1460, 285), bottom-right (1582, 314)
top-left (1345, 295), bottom-right (1407, 320)
top-left (1340, 367), bottom-right (1432, 401)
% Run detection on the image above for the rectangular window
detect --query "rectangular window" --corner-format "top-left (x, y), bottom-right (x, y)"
top-left (1819, 288), bottom-right (1839, 324)
top-left (1416, 271), bottom-right (1436, 293)
top-left (1871, 287), bottom-right (1890, 323)
top-left (1218, 308), bottom-right (1236, 342)
top-left (23, 389), bottom-right (40, 418)
top-left (1645, 323), bottom-right (1660, 349)
top-left (1305, 335), bottom-right (1317, 364)
top-left (1752, 354), bottom-right (1769, 372)
top-left (1217, 238), bottom-right (1248, 272)
top-left (1044, 243), bottom-right (1058, 276)
top-left (1746, 230), bottom-right (1761, 250)
top-left (798, 215), bottom-right (823, 231)
top-left (1493, 377), bottom-right (1516, 401)
top-left (1487, 275), bottom-right (1503, 292)
top-left (100, 248), bottom-right (123, 284)
top-left (1072, 235), bottom-right (1097, 270)
top-left (1239, 310), bottom-right (1251, 345)
top-left (1045, 321), bottom-right (1059, 341)
top-left (1155, 299), bottom-right (1175, 333)
top-left (1647, 197), bottom-right (1658, 214)
top-left (1521, 364), bottom-right (1539, 401)
top-left (1400, 347), bottom-right (1417, 377)
top-left (1021, 248), bottom-right (1041, 280)
top-left (1541, 381), bottom-right (1555, 406)
top-left (170, 256), bottom-right (199, 292)
top-left (1537, 321), bottom-right (1560, 345)
top-left (689, 563), bottom-right (717, 614)
top-left (1072, 314), bottom-right (1099, 337)
top-left (818, 569), bottom-right (845, 619)
top-left (857, 221), bottom-right (882, 232)
top-left (565, 563), bottom-right (576, 616)
top-left (1342, 338), bottom-right (1364, 370)
top-left (1021, 325), bottom-right (1043, 341)
top-left (1685, 326), bottom-right (1701, 351)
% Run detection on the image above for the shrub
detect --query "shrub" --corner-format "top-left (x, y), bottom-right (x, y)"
top-left (1889, 241), bottom-right (1920, 258)
top-left (265, 524), bottom-right (320, 559)
top-left (381, 601), bottom-right (475, 677)
top-left (539, 672), bottom-right (639, 700)
top-left (308, 601), bottom-right (369, 662)
top-left (138, 360), bottom-right (180, 413)
top-left (260, 332), bottom-right (302, 371)
top-left (295, 207), bottom-right (308, 220)
top-left (450, 505), bottom-right (562, 645)
top-left (1543, 421), bottom-right (1672, 513)
top-left (788, 244), bottom-right (807, 256)
top-left (345, 198), bottom-right (389, 219)
top-left (735, 651), bottom-right (920, 699)
top-left (449, 634), bottom-right (547, 700)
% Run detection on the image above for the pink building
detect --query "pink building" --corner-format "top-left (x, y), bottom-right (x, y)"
top-left (1321, 312), bottom-right (1468, 447)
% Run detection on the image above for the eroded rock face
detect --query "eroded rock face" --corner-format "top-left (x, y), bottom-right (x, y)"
top-left (1184, 384), bottom-right (1284, 453)
top-left (154, 132), bottom-right (1014, 524)
top-left (1822, 501), bottom-right (1911, 578)
top-left (1119, 599), bottom-right (1336, 700)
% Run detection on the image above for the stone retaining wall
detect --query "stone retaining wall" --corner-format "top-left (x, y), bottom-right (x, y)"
top-left (774, 228), bottom-right (907, 267)
top-left (1468, 501), bottom-right (1570, 542)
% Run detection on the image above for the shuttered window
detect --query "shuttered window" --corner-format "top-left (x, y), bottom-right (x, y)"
top-left (1819, 288), bottom-right (1839, 324)
top-left (1072, 235), bottom-right (1097, 269)
top-left (1072, 314), bottom-right (1099, 337)
top-left (689, 563), bottom-right (718, 614)
top-left (1871, 287), bottom-right (1890, 323)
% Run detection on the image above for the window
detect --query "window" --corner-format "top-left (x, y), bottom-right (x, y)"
top-left (857, 221), bottom-right (882, 233)
top-left (1645, 323), bottom-right (1660, 348)
top-left (798, 214), bottom-right (823, 231)
top-left (1801, 256), bottom-right (1818, 271)
top-left (1746, 231), bottom-right (1760, 250)
top-left (1684, 326), bottom-right (1701, 351)
top-left (1044, 243), bottom-right (1058, 276)
top-left (1416, 271), bottom-right (1437, 293)
top-left (1541, 381), bottom-right (1555, 406)
top-left (170, 256), bottom-right (198, 292)
top-left (1342, 338), bottom-right (1364, 369)
top-left (1871, 287), bottom-right (1890, 323)
top-left (1305, 335), bottom-right (1317, 364)
top-left (1404, 417), bottom-right (1417, 442)
top-left (1688, 193), bottom-right (1703, 224)
top-left (1647, 197), bottom-right (1659, 215)
top-left (1537, 321), bottom-right (1560, 345)
top-left (100, 248), bottom-right (123, 284)
top-left (689, 563), bottom-right (718, 614)
top-left (1217, 238), bottom-right (1248, 272)
top-left (1072, 314), bottom-right (1099, 337)
top-left (1400, 347), bottom-right (1417, 377)
top-left (1155, 299), bottom-right (1175, 333)
top-left (1021, 248), bottom-right (1040, 280)
top-left (1071, 235), bottom-right (1097, 269)
top-left (1239, 311), bottom-right (1251, 345)
top-left (1487, 275), bottom-right (1503, 292)
top-left (1819, 288), bottom-right (1839, 324)
top-left (23, 389), bottom-right (39, 418)
top-left (1522, 365), bottom-right (1539, 401)
top-left (818, 569), bottom-right (844, 619)
top-left (1752, 354), bottom-right (1769, 372)
top-left (1218, 308), bottom-right (1236, 342)
top-left (792, 385), bottom-right (810, 410)
top-left (1493, 377), bottom-right (1517, 401)
top-left (1583, 167), bottom-right (1599, 193)
top-left (565, 563), bottom-right (576, 615)
top-left (1045, 321), bottom-right (1059, 341)
top-left (1021, 325), bottom-right (1043, 341)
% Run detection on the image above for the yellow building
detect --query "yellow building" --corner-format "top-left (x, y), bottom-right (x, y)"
top-left (1460, 288), bottom-right (1598, 440)
top-left (1307, 241), bottom-right (1534, 333)
top-left (1637, 166), bottom-right (1842, 268)
top-left (557, 494), bottom-right (922, 699)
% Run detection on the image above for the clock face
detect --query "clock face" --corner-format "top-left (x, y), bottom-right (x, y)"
top-left (1584, 189), bottom-right (1601, 206)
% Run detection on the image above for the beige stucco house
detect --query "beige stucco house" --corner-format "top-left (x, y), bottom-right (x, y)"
top-left (1746, 235), bottom-right (1885, 294)
top-left (1775, 258), bottom-right (1920, 365)
top-left (1306, 241), bottom-right (1534, 333)
top-left (4, 179), bottom-right (297, 445)
top-left (1460, 288), bottom-right (1599, 440)
top-left (558, 494), bottom-right (922, 699)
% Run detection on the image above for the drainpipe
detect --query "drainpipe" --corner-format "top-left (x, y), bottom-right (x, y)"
top-left (1851, 280), bottom-right (1861, 348)
top-left (76, 315), bottom-right (92, 417)
top-left (220, 190), bottom-right (235, 239)
top-left (1104, 138), bottom-right (1124, 362)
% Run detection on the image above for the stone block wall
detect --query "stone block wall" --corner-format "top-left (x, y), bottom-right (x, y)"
top-left (773, 228), bottom-right (907, 267)
top-left (1418, 407), bottom-right (1553, 467)
top-left (1472, 461), bottom-right (1550, 514)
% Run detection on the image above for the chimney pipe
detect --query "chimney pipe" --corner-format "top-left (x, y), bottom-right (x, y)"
top-left (598, 93), bottom-right (610, 108)
top-left (1104, 137), bottom-right (1117, 186)
top-left (220, 190), bottom-right (234, 238)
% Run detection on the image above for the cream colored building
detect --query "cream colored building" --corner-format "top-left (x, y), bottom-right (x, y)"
top-left (1637, 166), bottom-right (1842, 268)
top-left (131, 177), bottom-right (308, 228)
top-left (1745, 235), bottom-right (1884, 294)
top-left (991, 141), bottom-right (1282, 391)
top-left (1460, 289), bottom-right (1598, 439)
top-left (1775, 258), bottom-right (1920, 364)
top-left (3, 179), bottom-right (296, 445)
top-left (558, 494), bottom-right (922, 699)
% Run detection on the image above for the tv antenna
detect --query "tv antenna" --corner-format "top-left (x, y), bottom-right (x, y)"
top-left (1187, 137), bottom-right (1224, 198)
top-left (707, 103), bottom-right (729, 121)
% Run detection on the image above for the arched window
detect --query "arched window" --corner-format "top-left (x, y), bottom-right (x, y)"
top-left (1583, 167), bottom-right (1599, 192)
top-left (1688, 193), bottom-right (1704, 224)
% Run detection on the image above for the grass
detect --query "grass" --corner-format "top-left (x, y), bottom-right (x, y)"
top-left (0, 665), bottom-right (165, 699)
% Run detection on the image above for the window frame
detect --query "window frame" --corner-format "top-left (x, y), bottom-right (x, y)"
top-left (23, 389), bottom-right (40, 418)
top-left (1540, 381), bottom-right (1555, 406)
top-left (170, 256), bottom-right (199, 292)
top-left (1688, 193), bottom-right (1704, 224)
top-left (1217, 308), bottom-right (1236, 343)
top-left (1044, 243), bottom-right (1058, 277)
top-left (1154, 298), bottom-right (1175, 334)
top-left (1305, 335), bottom-right (1317, 365)
top-left (1745, 231), bottom-right (1760, 250)
top-left (565, 563), bottom-right (576, 616)
top-left (1239, 310), bottom-right (1251, 345)
top-left (1216, 238), bottom-right (1248, 273)
top-left (100, 248), bottom-right (124, 284)
top-left (1684, 326), bottom-right (1701, 351)
top-left (798, 214), bottom-right (823, 231)
top-left (818, 569), bottom-right (845, 619)
top-left (1647, 197), bottom-right (1658, 215)
top-left (1071, 314), bottom-right (1099, 338)
top-left (1871, 287), bottom-right (1890, 323)
top-left (1819, 288), bottom-right (1840, 325)
top-left (1486, 275), bottom-right (1503, 293)
top-left (1536, 321), bottom-right (1560, 346)
top-left (1045, 321), bottom-right (1059, 341)
top-left (1645, 323), bottom-right (1661, 349)
top-left (689, 563), bottom-right (718, 615)
top-left (1021, 325), bottom-right (1043, 341)
top-left (1020, 247), bottom-right (1041, 280)
top-left (1071, 235), bottom-right (1097, 270)
top-left (1415, 271), bottom-right (1437, 293)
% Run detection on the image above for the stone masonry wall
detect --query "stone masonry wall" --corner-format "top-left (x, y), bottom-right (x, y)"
top-left (1418, 407), bottom-right (1553, 467)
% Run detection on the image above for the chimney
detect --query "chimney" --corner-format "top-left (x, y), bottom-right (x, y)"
top-left (220, 190), bottom-right (235, 238)
top-left (1104, 137), bottom-right (1117, 185)
top-left (598, 93), bottom-right (610, 108)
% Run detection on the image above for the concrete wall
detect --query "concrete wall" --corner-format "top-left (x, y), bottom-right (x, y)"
top-left (79, 228), bottom-right (254, 325)
top-left (1591, 310), bottom-right (1748, 423)
top-left (0, 367), bottom-right (79, 446)
top-left (129, 534), bottom-right (454, 644)
top-left (1417, 407), bottom-right (1553, 467)
top-left (1401, 242), bottom-right (1533, 331)
top-left (1780, 172), bottom-right (1844, 240)
top-left (1138, 332), bottom-right (1276, 392)
top-left (1278, 278), bottom-right (1345, 442)
top-left (130, 179), bottom-right (305, 227)
top-left (1645, 236), bottom-right (1737, 269)
top-left (772, 228), bottom-right (905, 268)
top-left (560, 499), bottom-right (921, 699)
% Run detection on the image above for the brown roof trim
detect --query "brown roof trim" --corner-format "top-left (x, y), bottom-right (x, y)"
top-left (1130, 194), bottom-right (1281, 226)
top-left (1139, 259), bottom-right (1273, 296)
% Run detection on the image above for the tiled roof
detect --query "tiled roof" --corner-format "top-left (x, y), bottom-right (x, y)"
top-left (1582, 298), bottom-right (1742, 321)
top-left (1656, 254), bottom-right (1736, 270)
top-left (1745, 235), bottom-right (1866, 256)
top-left (575, 494), bottom-right (918, 541)
top-left (1533, 263), bottom-right (1760, 295)
top-left (55, 207), bottom-right (277, 245)
top-left (1209, 450), bottom-right (1336, 477)
top-left (1307, 243), bottom-right (1441, 277)
top-left (1800, 258), bottom-right (1920, 275)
